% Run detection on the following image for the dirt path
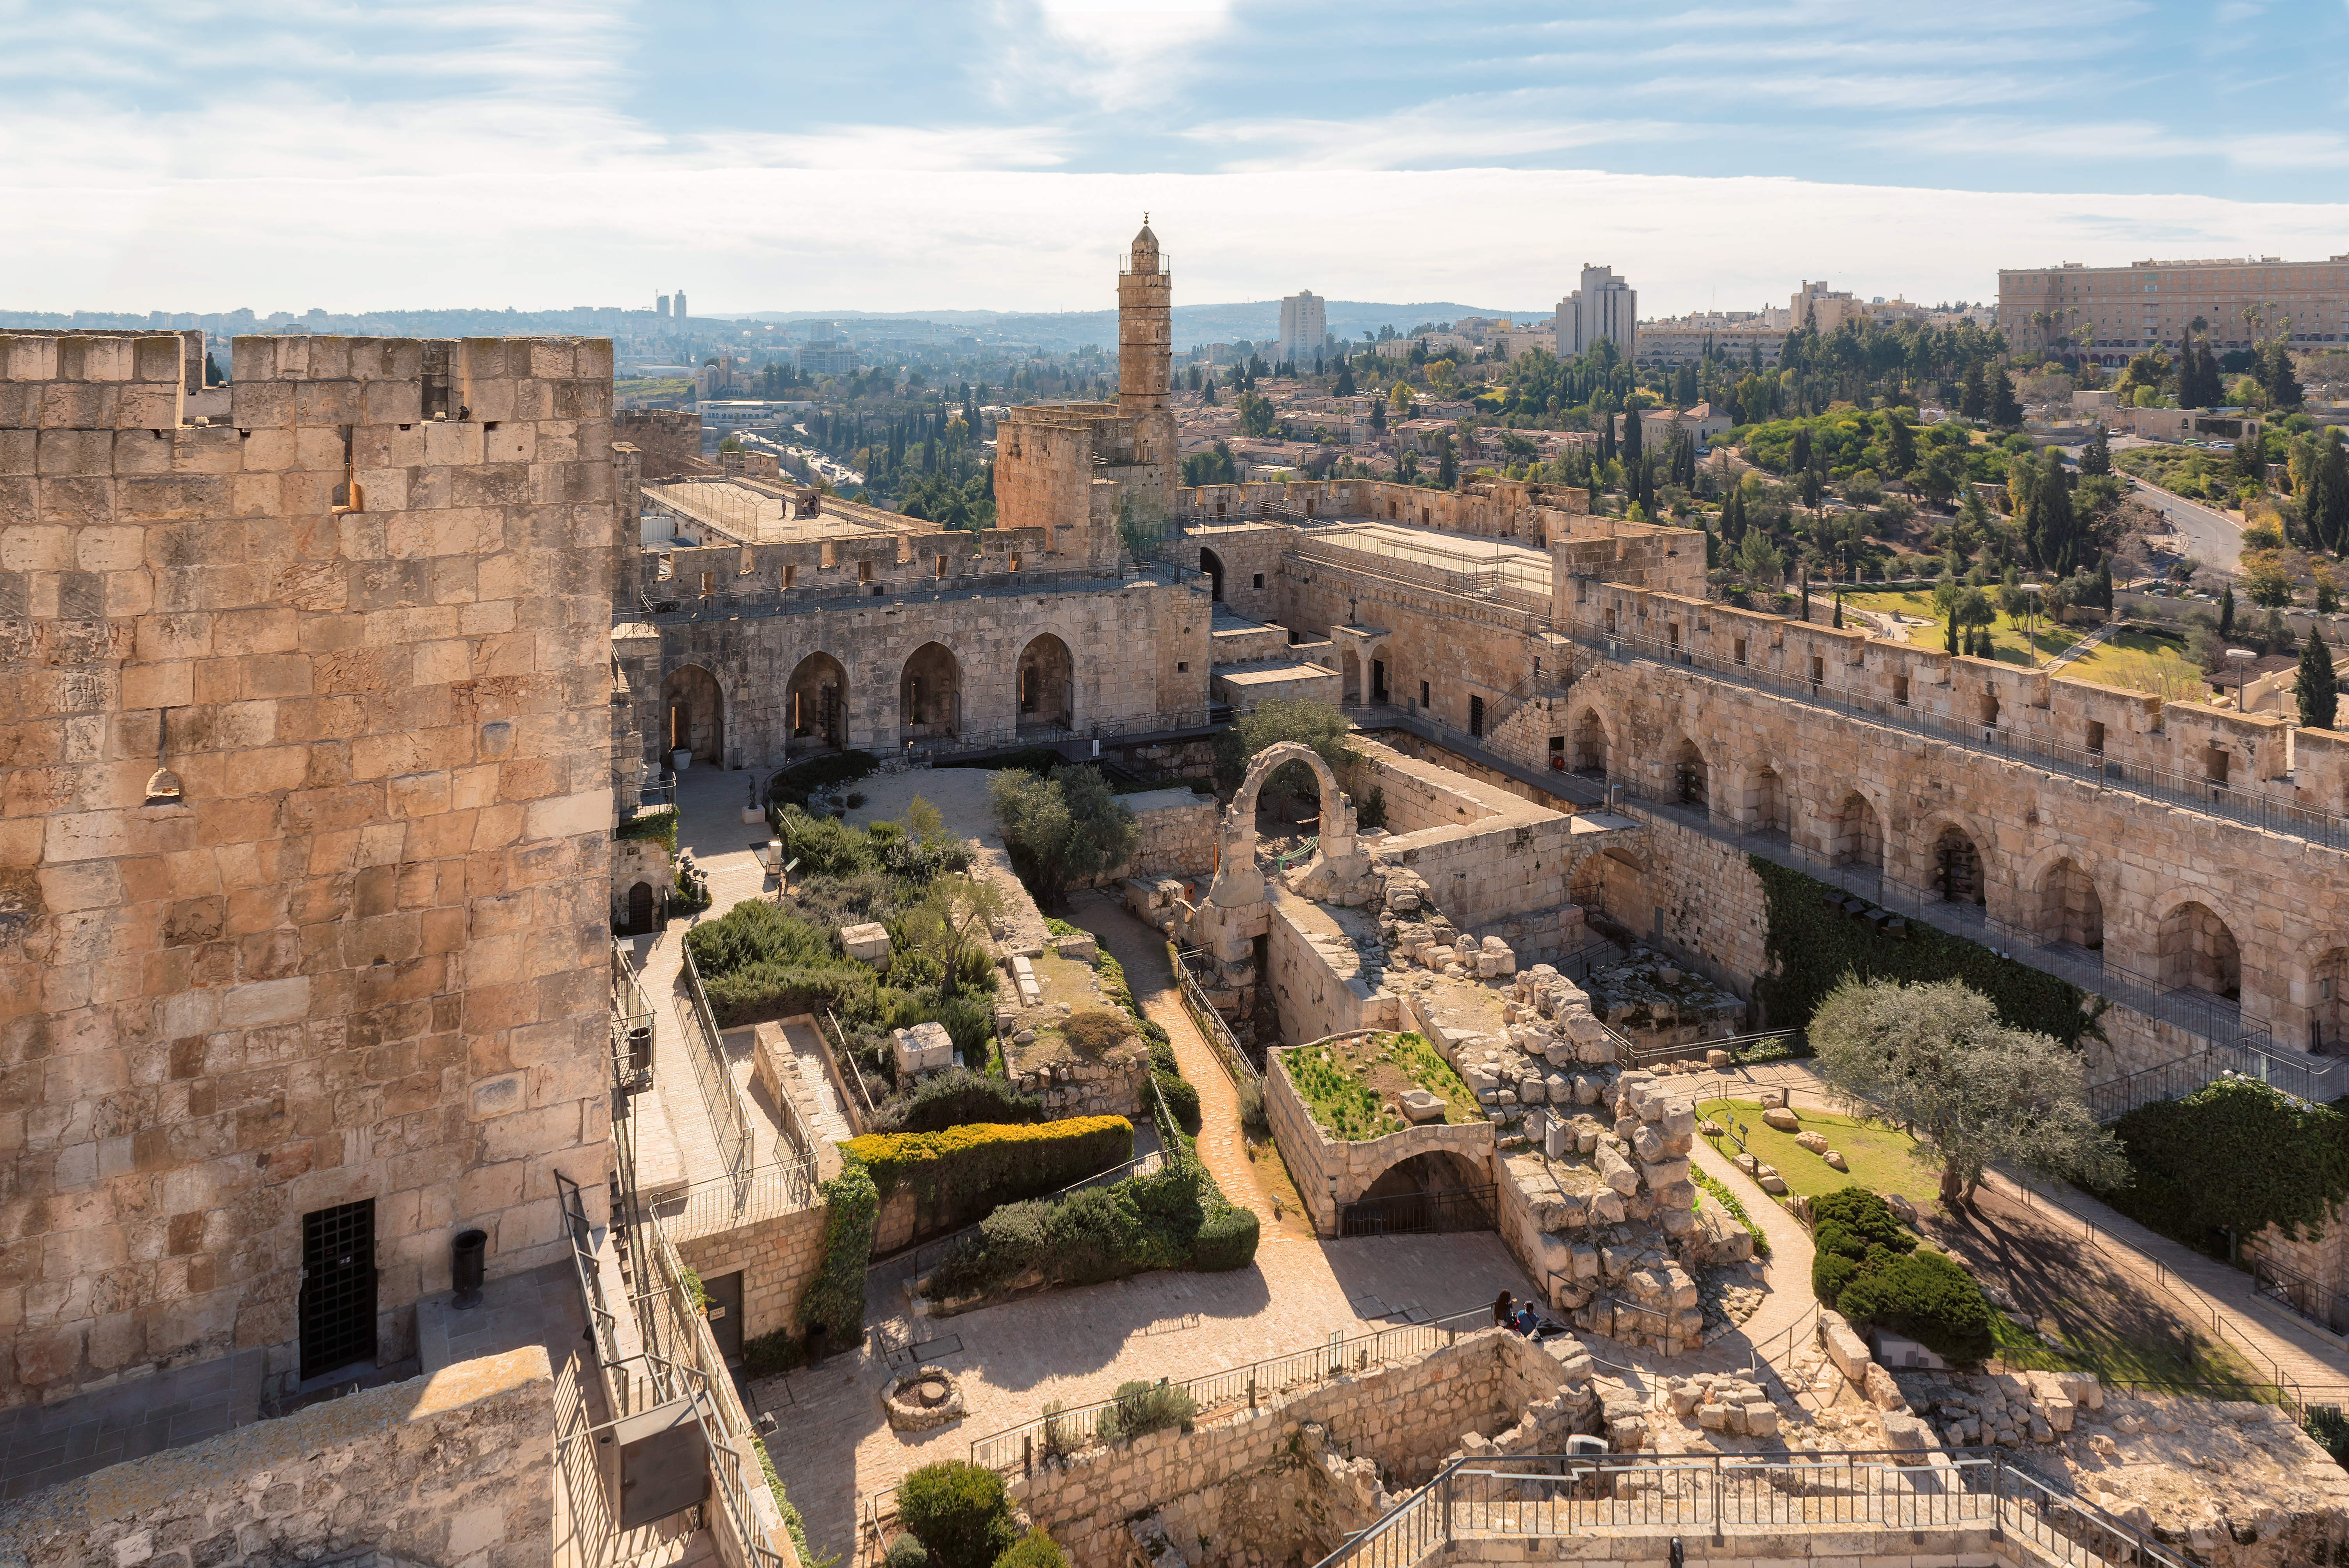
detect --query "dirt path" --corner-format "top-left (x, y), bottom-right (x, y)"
top-left (1067, 889), bottom-right (1306, 1236)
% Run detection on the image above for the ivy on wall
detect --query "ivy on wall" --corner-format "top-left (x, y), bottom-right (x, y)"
top-left (1748, 857), bottom-right (2101, 1046)
top-left (797, 1154), bottom-right (880, 1348)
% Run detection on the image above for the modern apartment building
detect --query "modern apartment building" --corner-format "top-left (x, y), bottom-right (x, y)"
top-left (1634, 309), bottom-right (1790, 368)
top-left (2000, 254), bottom-right (2349, 366)
top-left (1278, 290), bottom-right (1328, 365)
top-left (1556, 265), bottom-right (1636, 362)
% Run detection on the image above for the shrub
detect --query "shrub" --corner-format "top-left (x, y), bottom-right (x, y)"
top-left (1095, 1379), bottom-right (1199, 1444)
top-left (1811, 1188), bottom-right (1917, 1255)
top-left (993, 1529), bottom-right (1070, 1568)
top-left (1060, 1009), bottom-right (1133, 1053)
top-left (897, 1461), bottom-right (1017, 1568)
top-left (742, 1326), bottom-right (807, 1378)
top-left (1153, 1071), bottom-right (1202, 1135)
top-left (848, 1118), bottom-right (1135, 1239)
top-left (1189, 1196), bottom-right (1260, 1271)
top-left (1835, 1247), bottom-right (1994, 1363)
top-left (616, 807), bottom-right (679, 852)
top-left (886, 1536), bottom-right (931, 1568)
top-left (688, 900), bottom-right (880, 1027)
top-left (1233, 1074), bottom-right (1267, 1133)
top-left (991, 765), bottom-right (1139, 908)
top-left (767, 750), bottom-right (879, 809)
top-left (1811, 1249), bottom-right (1861, 1305)
top-left (874, 1068), bottom-right (1043, 1134)
top-left (777, 805), bottom-right (880, 878)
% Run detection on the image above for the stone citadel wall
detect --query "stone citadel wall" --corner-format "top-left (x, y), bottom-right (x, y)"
top-left (0, 332), bottom-right (614, 1407)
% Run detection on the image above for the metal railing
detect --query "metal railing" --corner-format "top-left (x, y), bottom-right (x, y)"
top-left (1555, 605), bottom-right (2349, 853)
top-left (818, 1007), bottom-right (880, 1131)
top-left (677, 942), bottom-right (755, 1180)
top-left (1340, 1183), bottom-right (1496, 1237)
top-left (2090, 1048), bottom-right (2346, 1123)
top-left (2249, 1252), bottom-right (2349, 1337)
top-left (1170, 943), bottom-right (1265, 1085)
top-left (1622, 1028), bottom-right (1806, 1072)
top-left (969, 1308), bottom-right (1495, 1475)
top-left (872, 1144), bottom-right (1171, 1284)
top-left (610, 939), bottom-right (656, 1095)
top-left (1314, 1449), bottom-right (2193, 1568)
top-left (653, 1158), bottom-right (822, 1242)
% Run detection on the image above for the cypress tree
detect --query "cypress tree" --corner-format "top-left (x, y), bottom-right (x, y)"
top-left (2219, 584), bottom-right (2236, 641)
top-left (2300, 633), bottom-right (2340, 731)
top-left (1990, 366), bottom-right (2022, 427)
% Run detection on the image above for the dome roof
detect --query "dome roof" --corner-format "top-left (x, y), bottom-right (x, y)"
top-left (1131, 214), bottom-right (1159, 253)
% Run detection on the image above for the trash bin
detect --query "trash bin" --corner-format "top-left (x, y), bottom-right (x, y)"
top-left (453, 1229), bottom-right (488, 1310)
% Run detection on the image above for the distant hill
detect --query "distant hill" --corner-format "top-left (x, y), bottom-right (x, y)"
top-left (737, 301), bottom-right (1552, 352)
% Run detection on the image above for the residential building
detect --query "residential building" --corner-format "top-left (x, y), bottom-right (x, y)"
top-left (1634, 310), bottom-right (1790, 368)
top-left (1556, 265), bottom-right (1636, 362)
top-left (1613, 402), bottom-right (1734, 451)
top-left (2000, 253), bottom-right (2349, 366)
top-left (1278, 290), bottom-right (1327, 365)
top-left (1791, 281), bottom-right (1924, 335)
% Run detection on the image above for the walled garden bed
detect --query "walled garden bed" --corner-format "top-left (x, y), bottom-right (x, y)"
top-left (1283, 1031), bottom-right (1477, 1139)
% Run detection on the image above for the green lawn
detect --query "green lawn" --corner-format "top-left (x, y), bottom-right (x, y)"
top-left (1697, 1097), bottom-right (1944, 1205)
top-left (1837, 590), bottom-right (2087, 667)
top-left (1989, 1297), bottom-right (2274, 1400)
top-left (2057, 626), bottom-right (2211, 702)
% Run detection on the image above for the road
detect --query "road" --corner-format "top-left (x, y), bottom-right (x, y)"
top-left (2125, 474), bottom-right (2244, 577)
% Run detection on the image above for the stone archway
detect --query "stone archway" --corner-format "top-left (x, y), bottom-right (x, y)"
top-left (1827, 790), bottom-right (1883, 871)
top-left (1666, 733), bottom-right (1707, 813)
top-left (1570, 707), bottom-right (1610, 777)
top-left (1017, 633), bottom-right (1075, 733)
top-left (2158, 900), bottom-right (2242, 1001)
top-left (661, 664), bottom-right (725, 768)
top-left (1342, 1149), bottom-right (1495, 1236)
top-left (786, 651), bottom-right (848, 752)
top-left (1931, 822), bottom-right (1986, 905)
top-left (899, 641), bottom-right (960, 741)
top-left (1200, 547), bottom-right (1226, 602)
top-left (2035, 857), bottom-right (2104, 950)
top-left (1208, 741), bottom-right (1360, 909)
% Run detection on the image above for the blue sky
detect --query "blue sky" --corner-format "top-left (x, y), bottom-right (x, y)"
top-left (4, 0), bottom-right (2346, 316)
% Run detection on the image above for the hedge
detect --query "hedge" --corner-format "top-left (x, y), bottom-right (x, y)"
top-left (848, 1117), bottom-right (1134, 1238)
top-left (1748, 857), bottom-right (2101, 1046)
top-left (2095, 1076), bottom-right (2349, 1249)
top-left (1093, 941), bottom-right (1202, 1134)
top-left (994, 1528), bottom-right (1072, 1568)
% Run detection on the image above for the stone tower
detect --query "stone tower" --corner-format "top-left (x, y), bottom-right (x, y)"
top-left (1117, 216), bottom-right (1177, 524)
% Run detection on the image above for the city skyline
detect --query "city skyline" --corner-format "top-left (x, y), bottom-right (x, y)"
top-left (4, 2), bottom-right (2347, 316)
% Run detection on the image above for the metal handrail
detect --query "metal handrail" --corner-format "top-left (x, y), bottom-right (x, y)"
top-left (968, 1306), bottom-right (1496, 1475)
top-left (1169, 944), bottom-right (1265, 1086)
top-left (1310, 1449), bottom-right (2194, 1568)
top-left (677, 942), bottom-right (755, 1180)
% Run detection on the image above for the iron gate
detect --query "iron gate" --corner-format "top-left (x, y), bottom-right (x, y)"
top-left (1340, 1184), bottom-right (1496, 1238)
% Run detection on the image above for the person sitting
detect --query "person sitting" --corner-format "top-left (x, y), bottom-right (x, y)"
top-left (1493, 1290), bottom-right (1515, 1327)
top-left (1511, 1303), bottom-right (1540, 1336)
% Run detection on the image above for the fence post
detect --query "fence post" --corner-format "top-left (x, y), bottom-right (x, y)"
top-left (1023, 1434), bottom-right (1032, 1478)
top-left (1441, 1463), bottom-right (1455, 1544)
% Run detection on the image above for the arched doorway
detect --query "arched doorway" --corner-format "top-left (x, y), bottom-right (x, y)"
top-left (1199, 547), bottom-right (1226, 602)
top-left (1667, 734), bottom-right (1707, 812)
top-left (1747, 764), bottom-right (1787, 835)
top-left (1017, 634), bottom-right (1074, 734)
top-left (1342, 1150), bottom-right (1492, 1236)
top-left (625, 882), bottom-right (654, 934)
top-left (2312, 948), bottom-right (2349, 1053)
top-left (2159, 901), bottom-right (2241, 1001)
top-left (2037, 859), bottom-right (2103, 950)
top-left (660, 664), bottom-right (725, 768)
top-left (1570, 709), bottom-right (1609, 777)
top-left (1369, 646), bottom-right (1391, 704)
top-left (899, 642), bottom-right (960, 741)
top-left (1829, 791), bottom-right (1882, 870)
top-left (785, 652), bottom-right (848, 752)
top-left (1932, 824), bottom-right (1985, 905)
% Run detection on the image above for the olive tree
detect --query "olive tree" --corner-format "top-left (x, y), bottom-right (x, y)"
top-left (988, 764), bottom-right (1138, 910)
top-left (1810, 976), bottom-right (2124, 1206)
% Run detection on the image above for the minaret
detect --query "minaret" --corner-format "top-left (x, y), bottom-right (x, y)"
top-left (1117, 216), bottom-right (1176, 523)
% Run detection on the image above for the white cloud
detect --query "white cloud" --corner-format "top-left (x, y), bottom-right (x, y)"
top-left (980, 0), bottom-right (1237, 111)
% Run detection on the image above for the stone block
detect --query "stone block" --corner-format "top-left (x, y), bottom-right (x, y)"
top-left (1743, 1402), bottom-right (1779, 1437)
top-left (1820, 1311), bottom-right (1871, 1382)
top-left (840, 921), bottom-right (891, 963)
top-left (1881, 1412), bottom-right (1937, 1452)
top-left (1762, 1106), bottom-right (1800, 1131)
top-left (1863, 1361), bottom-right (1905, 1411)
top-left (892, 1021), bottom-right (955, 1077)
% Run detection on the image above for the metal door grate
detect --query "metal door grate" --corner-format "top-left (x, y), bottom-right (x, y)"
top-left (299, 1200), bottom-right (377, 1381)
